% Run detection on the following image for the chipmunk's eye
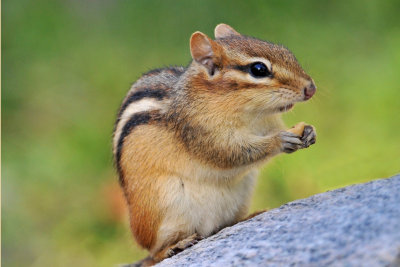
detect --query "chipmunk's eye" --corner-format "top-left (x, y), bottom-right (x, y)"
top-left (249, 62), bottom-right (271, 78)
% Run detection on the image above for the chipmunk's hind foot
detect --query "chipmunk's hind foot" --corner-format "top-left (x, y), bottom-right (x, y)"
top-left (154, 233), bottom-right (203, 263)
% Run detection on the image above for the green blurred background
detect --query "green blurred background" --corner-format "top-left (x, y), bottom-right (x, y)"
top-left (2, 0), bottom-right (400, 266)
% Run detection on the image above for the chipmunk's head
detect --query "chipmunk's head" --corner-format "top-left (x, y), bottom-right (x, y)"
top-left (189, 24), bottom-right (316, 114)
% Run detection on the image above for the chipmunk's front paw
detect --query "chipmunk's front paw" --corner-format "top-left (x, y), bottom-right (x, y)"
top-left (279, 131), bottom-right (304, 153)
top-left (280, 122), bottom-right (316, 153)
top-left (301, 125), bottom-right (316, 148)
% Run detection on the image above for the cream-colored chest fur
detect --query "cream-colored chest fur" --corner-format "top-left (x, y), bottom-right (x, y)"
top-left (152, 169), bottom-right (257, 253)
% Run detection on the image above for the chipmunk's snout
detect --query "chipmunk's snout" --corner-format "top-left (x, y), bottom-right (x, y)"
top-left (303, 82), bottom-right (316, 100)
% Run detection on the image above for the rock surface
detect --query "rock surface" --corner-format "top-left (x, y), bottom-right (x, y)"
top-left (156, 175), bottom-right (400, 267)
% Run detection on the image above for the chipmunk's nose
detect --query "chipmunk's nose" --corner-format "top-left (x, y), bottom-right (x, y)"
top-left (303, 82), bottom-right (316, 100)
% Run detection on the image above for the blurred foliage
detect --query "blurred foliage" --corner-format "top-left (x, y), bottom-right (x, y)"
top-left (2, 0), bottom-right (400, 266)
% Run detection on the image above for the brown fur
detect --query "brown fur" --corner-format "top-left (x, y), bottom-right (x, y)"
top-left (113, 24), bottom-right (317, 265)
top-left (121, 122), bottom-right (179, 248)
top-left (121, 125), bottom-right (163, 249)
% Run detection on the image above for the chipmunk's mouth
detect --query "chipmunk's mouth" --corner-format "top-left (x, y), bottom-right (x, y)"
top-left (277, 103), bottom-right (294, 112)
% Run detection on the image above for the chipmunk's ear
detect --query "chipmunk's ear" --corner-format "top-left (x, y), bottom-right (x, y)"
top-left (214, 23), bottom-right (241, 39)
top-left (190, 31), bottom-right (220, 75)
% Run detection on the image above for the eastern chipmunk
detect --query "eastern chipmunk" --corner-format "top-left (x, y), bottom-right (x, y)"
top-left (113, 24), bottom-right (316, 266)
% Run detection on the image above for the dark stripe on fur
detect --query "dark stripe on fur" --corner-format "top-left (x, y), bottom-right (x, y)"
top-left (232, 64), bottom-right (250, 73)
top-left (118, 89), bottom-right (167, 120)
top-left (113, 89), bottom-right (166, 141)
top-left (116, 112), bottom-right (159, 185)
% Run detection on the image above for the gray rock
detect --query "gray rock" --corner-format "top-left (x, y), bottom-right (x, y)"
top-left (156, 175), bottom-right (400, 267)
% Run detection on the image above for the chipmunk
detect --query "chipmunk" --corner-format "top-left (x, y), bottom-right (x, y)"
top-left (113, 24), bottom-right (316, 266)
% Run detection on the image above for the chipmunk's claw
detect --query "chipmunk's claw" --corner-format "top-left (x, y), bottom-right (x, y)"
top-left (301, 125), bottom-right (316, 148)
top-left (280, 131), bottom-right (304, 153)
top-left (166, 233), bottom-right (203, 257)
top-left (281, 124), bottom-right (316, 153)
